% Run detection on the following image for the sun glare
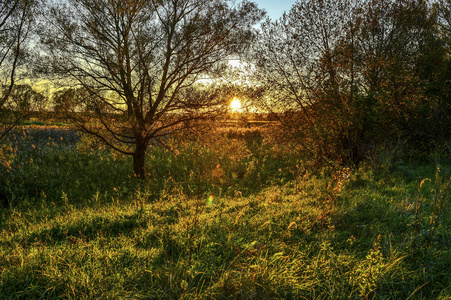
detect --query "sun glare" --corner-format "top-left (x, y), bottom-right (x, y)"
top-left (230, 97), bottom-right (242, 112)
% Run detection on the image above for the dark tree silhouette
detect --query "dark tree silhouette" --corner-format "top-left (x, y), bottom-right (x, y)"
top-left (0, 0), bottom-right (38, 140)
top-left (42, 0), bottom-right (264, 177)
top-left (250, 0), bottom-right (437, 165)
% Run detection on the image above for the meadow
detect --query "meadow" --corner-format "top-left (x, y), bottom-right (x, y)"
top-left (0, 125), bottom-right (450, 299)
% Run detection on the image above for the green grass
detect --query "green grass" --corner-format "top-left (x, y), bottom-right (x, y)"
top-left (1, 127), bottom-right (450, 299)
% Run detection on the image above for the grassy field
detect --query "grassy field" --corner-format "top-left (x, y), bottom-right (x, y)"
top-left (0, 125), bottom-right (450, 299)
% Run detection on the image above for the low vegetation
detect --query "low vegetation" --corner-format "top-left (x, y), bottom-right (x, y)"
top-left (1, 125), bottom-right (450, 299)
top-left (1, 0), bottom-right (451, 298)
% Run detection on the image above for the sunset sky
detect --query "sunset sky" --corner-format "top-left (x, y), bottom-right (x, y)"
top-left (252, 0), bottom-right (296, 20)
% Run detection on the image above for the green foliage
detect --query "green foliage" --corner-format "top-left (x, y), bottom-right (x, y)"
top-left (251, 0), bottom-right (451, 165)
top-left (0, 127), bottom-right (135, 208)
top-left (0, 126), bottom-right (451, 299)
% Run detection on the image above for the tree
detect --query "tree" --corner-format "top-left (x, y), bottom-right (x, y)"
top-left (52, 87), bottom-right (94, 115)
top-left (250, 0), bottom-right (362, 165)
top-left (0, 0), bottom-right (38, 140)
top-left (431, 0), bottom-right (451, 152)
top-left (436, 0), bottom-right (451, 44)
top-left (42, 0), bottom-right (264, 177)
top-left (7, 84), bottom-right (47, 112)
top-left (250, 0), bottom-right (437, 165)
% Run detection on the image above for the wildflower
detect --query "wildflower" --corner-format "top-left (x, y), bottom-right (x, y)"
top-left (347, 235), bottom-right (356, 245)
top-left (212, 164), bottom-right (224, 179)
top-left (207, 194), bottom-right (214, 207)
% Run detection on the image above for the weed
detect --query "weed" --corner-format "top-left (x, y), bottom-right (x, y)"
top-left (0, 126), bottom-right (450, 299)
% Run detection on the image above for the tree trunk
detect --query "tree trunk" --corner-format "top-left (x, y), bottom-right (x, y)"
top-left (133, 141), bottom-right (148, 178)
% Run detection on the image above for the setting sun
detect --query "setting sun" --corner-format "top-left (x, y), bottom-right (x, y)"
top-left (230, 97), bottom-right (242, 112)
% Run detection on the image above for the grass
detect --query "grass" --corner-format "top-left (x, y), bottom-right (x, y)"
top-left (0, 126), bottom-right (450, 299)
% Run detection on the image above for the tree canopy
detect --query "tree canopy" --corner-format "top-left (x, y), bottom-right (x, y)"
top-left (42, 0), bottom-right (265, 176)
top-left (0, 0), bottom-right (39, 140)
top-left (0, 0), bottom-right (450, 174)
top-left (250, 0), bottom-right (450, 165)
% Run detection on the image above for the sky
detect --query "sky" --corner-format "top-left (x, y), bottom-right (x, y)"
top-left (251, 0), bottom-right (297, 20)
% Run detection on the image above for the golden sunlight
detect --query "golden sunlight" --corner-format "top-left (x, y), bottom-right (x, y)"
top-left (230, 97), bottom-right (242, 112)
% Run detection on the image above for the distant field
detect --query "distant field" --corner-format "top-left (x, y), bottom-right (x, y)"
top-left (0, 126), bottom-right (450, 299)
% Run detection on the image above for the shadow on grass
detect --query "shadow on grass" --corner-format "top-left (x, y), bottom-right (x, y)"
top-left (4, 212), bottom-right (149, 248)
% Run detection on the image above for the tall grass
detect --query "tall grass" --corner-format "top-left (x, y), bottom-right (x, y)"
top-left (0, 126), bottom-right (135, 209)
top-left (0, 126), bottom-right (450, 299)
